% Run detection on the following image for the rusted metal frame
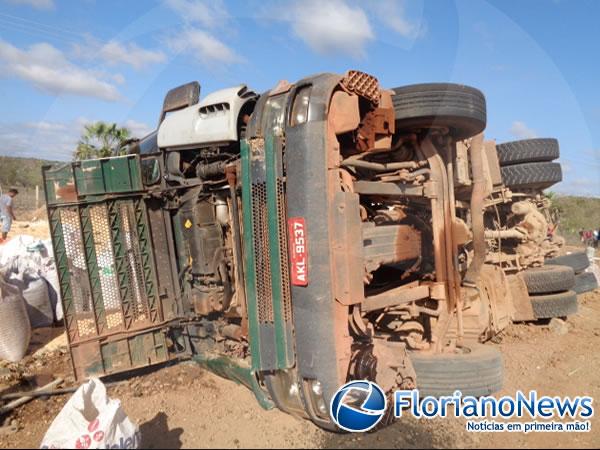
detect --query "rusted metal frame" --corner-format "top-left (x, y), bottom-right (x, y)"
top-left (459, 133), bottom-right (487, 343)
top-left (48, 208), bottom-right (78, 342)
top-left (463, 133), bottom-right (486, 287)
top-left (420, 137), bottom-right (461, 349)
top-left (419, 139), bottom-right (450, 293)
top-left (47, 207), bottom-right (78, 378)
top-left (442, 140), bottom-right (464, 343)
top-left (66, 319), bottom-right (178, 347)
top-left (79, 205), bottom-right (106, 336)
top-left (133, 198), bottom-right (161, 323)
top-left (362, 285), bottom-right (430, 312)
top-left (121, 202), bottom-right (148, 322)
top-left (107, 200), bottom-right (135, 332)
top-left (341, 159), bottom-right (420, 171)
top-left (225, 166), bottom-right (248, 334)
top-left (353, 180), bottom-right (425, 197)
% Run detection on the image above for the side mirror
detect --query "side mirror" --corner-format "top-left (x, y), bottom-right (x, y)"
top-left (159, 81), bottom-right (200, 125)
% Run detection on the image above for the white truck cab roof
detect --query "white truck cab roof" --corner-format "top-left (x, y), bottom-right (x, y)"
top-left (157, 84), bottom-right (257, 149)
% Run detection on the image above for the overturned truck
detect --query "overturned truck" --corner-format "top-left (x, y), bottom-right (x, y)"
top-left (43, 71), bottom-right (567, 429)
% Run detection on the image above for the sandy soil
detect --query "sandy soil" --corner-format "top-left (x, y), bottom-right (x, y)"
top-left (6, 219), bottom-right (51, 240)
top-left (0, 289), bottom-right (598, 449)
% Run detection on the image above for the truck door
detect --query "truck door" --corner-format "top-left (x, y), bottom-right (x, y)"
top-left (43, 153), bottom-right (186, 379)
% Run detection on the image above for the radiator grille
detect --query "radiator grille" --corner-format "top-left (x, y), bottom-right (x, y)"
top-left (251, 182), bottom-right (274, 323)
top-left (250, 178), bottom-right (293, 325)
top-left (276, 178), bottom-right (293, 323)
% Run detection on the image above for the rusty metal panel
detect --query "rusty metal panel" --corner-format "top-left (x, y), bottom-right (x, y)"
top-left (508, 273), bottom-right (535, 322)
top-left (454, 141), bottom-right (472, 187)
top-left (484, 140), bottom-right (503, 187)
top-left (363, 223), bottom-right (422, 273)
top-left (331, 192), bottom-right (364, 306)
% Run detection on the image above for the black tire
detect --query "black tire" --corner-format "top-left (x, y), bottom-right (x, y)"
top-left (409, 344), bottom-right (503, 397)
top-left (522, 265), bottom-right (575, 295)
top-left (496, 138), bottom-right (560, 166)
top-left (391, 83), bottom-right (486, 139)
top-left (530, 290), bottom-right (578, 319)
top-left (546, 251), bottom-right (590, 274)
top-left (501, 161), bottom-right (562, 190)
top-left (574, 272), bottom-right (598, 295)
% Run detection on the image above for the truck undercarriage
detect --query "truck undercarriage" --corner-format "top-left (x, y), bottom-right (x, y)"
top-left (43, 70), bottom-right (568, 430)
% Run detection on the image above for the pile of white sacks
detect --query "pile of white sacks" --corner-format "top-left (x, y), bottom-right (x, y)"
top-left (0, 235), bottom-right (62, 362)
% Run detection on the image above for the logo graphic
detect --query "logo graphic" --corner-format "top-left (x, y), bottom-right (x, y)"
top-left (330, 380), bottom-right (387, 432)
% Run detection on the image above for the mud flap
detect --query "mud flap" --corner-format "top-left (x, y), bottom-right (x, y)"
top-left (508, 274), bottom-right (536, 322)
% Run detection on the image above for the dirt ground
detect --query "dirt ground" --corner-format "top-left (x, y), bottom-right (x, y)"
top-left (0, 224), bottom-right (599, 448)
top-left (0, 292), bottom-right (597, 449)
top-left (9, 219), bottom-right (52, 240)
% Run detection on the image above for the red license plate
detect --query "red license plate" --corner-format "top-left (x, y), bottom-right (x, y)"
top-left (288, 217), bottom-right (308, 286)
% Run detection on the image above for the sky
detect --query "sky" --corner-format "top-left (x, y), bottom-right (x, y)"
top-left (0, 0), bottom-right (599, 196)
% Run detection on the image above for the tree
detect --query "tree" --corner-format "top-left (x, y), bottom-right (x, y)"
top-left (74, 122), bottom-right (131, 160)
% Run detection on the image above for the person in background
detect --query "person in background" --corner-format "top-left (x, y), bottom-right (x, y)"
top-left (0, 188), bottom-right (18, 242)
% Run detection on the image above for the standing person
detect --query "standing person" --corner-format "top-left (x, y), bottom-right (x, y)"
top-left (0, 188), bottom-right (18, 242)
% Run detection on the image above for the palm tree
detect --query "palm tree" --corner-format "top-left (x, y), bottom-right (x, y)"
top-left (74, 122), bottom-right (131, 160)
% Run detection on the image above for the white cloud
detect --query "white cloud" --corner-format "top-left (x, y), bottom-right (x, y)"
top-left (163, 0), bottom-right (240, 66)
top-left (164, 0), bottom-right (229, 29)
top-left (0, 119), bottom-right (83, 160)
top-left (24, 121), bottom-right (67, 132)
top-left (282, 0), bottom-right (374, 58)
top-left (167, 28), bottom-right (241, 65)
top-left (365, 0), bottom-right (425, 39)
top-left (73, 39), bottom-right (167, 70)
top-left (509, 121), bottom-right (538, 139)
top-left (0, 117), bottom-right (154, 161)
top-left (0, 39), bottom-right (122, 101)
top-left (4, 0), bottom-right (54, 10)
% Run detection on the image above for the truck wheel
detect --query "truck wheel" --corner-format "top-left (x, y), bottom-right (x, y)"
top-left (522, 265), bottom-right (575, 294)
top-left (391, 83), bottom-right (486, 139)
top-left (530, 290), bottom-right (578, 319)
top-left (496, 138), bottom-right (559, 166)
top-left (408, 344), bottom-right (503, 397)
top-left (573, 272), bottom-right (598, 295)
top-left (500, 161), bottom-right (562, 190)
top-left (546, 251), bottom-right (590, 274)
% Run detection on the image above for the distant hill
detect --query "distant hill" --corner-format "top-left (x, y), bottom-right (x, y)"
top-left (0, 155), bottom-right (60, 190)
top-left (551, 195), bottom-right (600, 236)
